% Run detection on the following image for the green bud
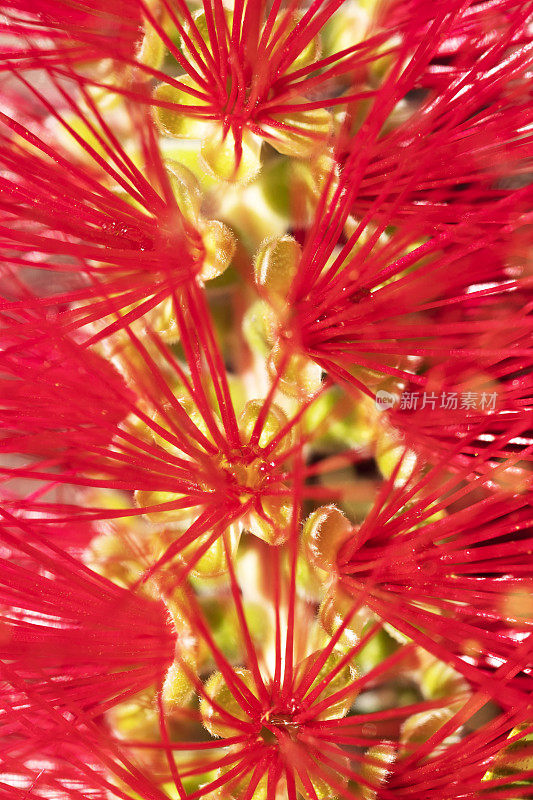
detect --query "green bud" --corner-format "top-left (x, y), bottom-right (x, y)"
top-left (254, 235), bottom-right (301, 300)
top-left (297, 648), bottom-right (359, 720)
top-left (303, 505), bottom-right (352, 571)
top-left (200, 668), bottom-right (255, 739)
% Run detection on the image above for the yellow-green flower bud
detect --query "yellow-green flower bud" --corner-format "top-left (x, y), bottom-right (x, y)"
top-left (167, 161), bottom-right (202, 222)
top-left (201, 126), bottom-right (263, 183)
top-left (154, 77), bottom-right (211, 139)
top-left (200, 668), bottom-right (255, 739)
top-left (359, 742), bottom-right (396, 800)
top-left (162, 654), bottom-right (197, 709)
top-left (303, 505), bottom-right (352, 571)
top-left (242, 300), bottom-right (278, 355)
top-left (108, 693), bottom-right (160, 740)
top-left (297, 648), bottom-right (359, 720)
top-left (400, 708), bottom-right (457, 754)
top-left (482, 724), bottom-right (533, 790)
top-left (247, 495), bottom-right (292, 546)
top-left (239, 400), bottom-right (291, 450)
top-left (254, 235), bottom-right (301, 302)
top-left (265, 108), bottom-right (333, 158)
top-left (199, 219), bottom-right (236, 281)
top-left (268, 341), bottom-right (323, 398)
top-left (136, 23), bottom-right (166, 71)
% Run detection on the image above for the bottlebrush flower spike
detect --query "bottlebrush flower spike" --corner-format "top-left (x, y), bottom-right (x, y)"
top-left (0, 329), bottom-right (133, 457)
top-left (0, 0), bottom-right (144, 67)
top-left (312, 452), bottom-right (533, 694)
top-left (0, 83), bottom-right (212, 343)
top-left (2, 0), bottom-right (382, 180)
top-left (346, 51), bottom-right (533, 231)
top-left (0, 510), bottom-right (175, 721)
top-left (384, 0), bottom-right (533, 89)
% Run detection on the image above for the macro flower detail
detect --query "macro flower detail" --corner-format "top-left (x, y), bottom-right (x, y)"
top-left (1, 1), bottom-right (533, 800)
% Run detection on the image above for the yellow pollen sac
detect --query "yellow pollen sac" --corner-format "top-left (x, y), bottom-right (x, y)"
top-left (268, 340), bottom-right (323, 399)
top-left (264, 107), bottom-right (333, 159)
top-left (359, 742), bottom-right (396, 800)
top-left (400, 707), bottom-right (458, 755)
top-left (161, 651), bottom-right (197, 710)
top-left (254, 235), bottom-right (301, 302)
top-left (302, 505), bottom-right (353, 571)
top-left (296, 648), bottom-right (359, 721)
top-left (198, 219), bottom-right (236, 281)
top-left (239, 399), bottom-right (291, 450)
top-left (201, 125), bottom-right (263, 183)
top-left (200, 668), bottom-right (256, 739)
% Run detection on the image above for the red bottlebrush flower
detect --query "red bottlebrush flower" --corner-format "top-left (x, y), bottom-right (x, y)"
top-left (384, 0), bottom-right (533, 89)
top-left (346, 54), bottom-right (533, 232)
top-left (3, 0), bottom-right (378, 170)
top-left (0, 82), bottom-right (207, 343)
top-left (384, 360), bottom-right (533, 474)
top-left (309, 458), bottom-right (533, 696)
top-left (0, 0), bottom-right (143, 68)
top-left (280, 193), bottom-right (532, 405)
top-left (0, 510), bottom-right (174, 721)
top-left (0, 330), bottom-right (133, 457)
